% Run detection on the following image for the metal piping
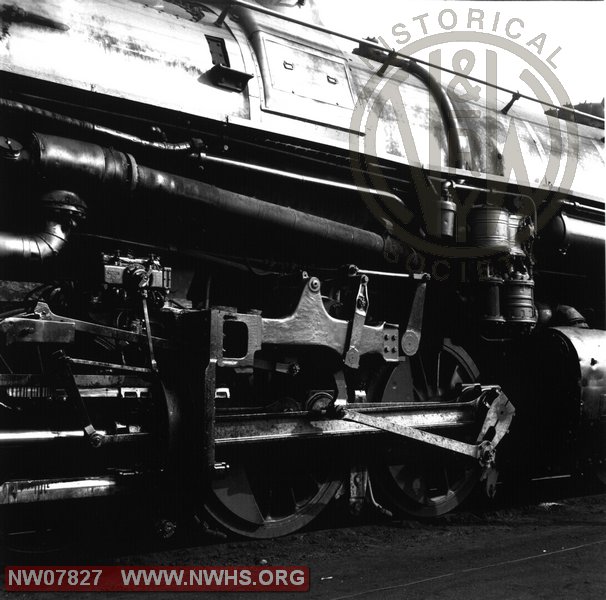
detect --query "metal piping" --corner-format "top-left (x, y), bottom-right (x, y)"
top-left (136, 166), bottom-right (391, 257)
top-left (555, 305), bottom-right (588, 328)
top-left (200, 153), bottom-right (409, 209)
top-left (355, 48), bottom-right (463, 169)
top-left (32, 131), bottom-right (410, 225)
top-left (536, 303), bottom-right (589, 328)
top-left (0, 221), bottom-right (67, 261)
top-left (0, 430), bottom-right (95, 443)
top-left (0, 98), bottom-right (192, 152)
top-left (0, 190), bottom-right (85, 262)
top-left (31, 133), bottom-right (403, 262)
top-left (400, 59), bottom-right (464, 170)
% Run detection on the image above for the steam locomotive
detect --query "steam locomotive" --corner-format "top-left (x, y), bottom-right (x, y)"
top-left (0, 0), bottom-right (603, 541)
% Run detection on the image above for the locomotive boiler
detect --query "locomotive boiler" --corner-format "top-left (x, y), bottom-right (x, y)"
top-left (0, 0), bottom-right (603, 541)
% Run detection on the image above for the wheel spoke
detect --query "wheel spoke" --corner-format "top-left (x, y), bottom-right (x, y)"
top-left (450, 365), bottom-right (464, 389)
top-left (416, 355), bottom-right (432, 400)
top-left (435, 350), bottom-right (443, 397)
top-left (443, 467), bottom-right (451, 496)
top-left (288, 486), bottom-right (299, 510)
top-left (205, 448), bottom-right (340, 538)
top-left (371, 340), bottom-right (480, 517)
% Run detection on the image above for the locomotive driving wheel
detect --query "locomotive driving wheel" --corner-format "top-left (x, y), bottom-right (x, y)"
top-left (370, 339), bottom-right (481, 517)
top-left (204, 352), bottom-right (343, 538)
top-left (203, 442), bottom-right (341, 538)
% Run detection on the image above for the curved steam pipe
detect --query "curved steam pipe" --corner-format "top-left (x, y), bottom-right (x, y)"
top-left (401, 59), bottom-right (464, 170)
top-left (555, 305), bottom-right (588, 328)
top-left (0, 191), bottom-right (85, 262)
top-left (0, 221), bottom-right (68, 261)
top-left (358, 48), bottom-right (464, 170)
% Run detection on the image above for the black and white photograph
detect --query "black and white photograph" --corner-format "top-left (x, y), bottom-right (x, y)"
top-left (0, 0), bottom-right (604, 597)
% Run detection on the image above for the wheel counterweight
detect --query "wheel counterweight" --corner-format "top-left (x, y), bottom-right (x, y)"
top-left (203, 444), bottom-right (341, 539)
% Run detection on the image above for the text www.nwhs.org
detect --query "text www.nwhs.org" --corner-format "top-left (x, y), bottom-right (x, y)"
top-left (5, 566), bottom-right (310, 592)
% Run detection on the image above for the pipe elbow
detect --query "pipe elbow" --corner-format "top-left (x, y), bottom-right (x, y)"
top-left (31, 221), bottom-right (70, 260)
top-left (0, 190), bottom-right (85, 263)
top-left (555, 304), bottom-right (589, 328)
top-left (398, 59), bottom-right (463, 169)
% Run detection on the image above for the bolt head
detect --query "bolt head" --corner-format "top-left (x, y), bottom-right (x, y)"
top-left (90, 434), bottom-right (104, 448)
top-left (155, 519), bottom-right (177, 540)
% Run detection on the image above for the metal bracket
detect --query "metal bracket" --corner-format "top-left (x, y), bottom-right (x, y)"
top-left (480, 461), bottom-right (500, 498)
top-left (207, 64), bottom-right (253, 92)
top-left (376, 48), bottom-right (399, 77)
top-left (54, 351), bottom-right (102, 447)
top-left (334, 370), bottom-right (348, 404)
top-left (54, 351), bottom-right (149, 448)
top-left (67, 357), bottom-right (153, 374)
top-left (349, 467), bottom-right (368, 516)
top-left (26, 302), bottom-right (170, 348)
top-left (209, 278), bottom-right (399, 370)
top-left (344, 276), bottom-right (369, 369)
top-left (214, 1), bottom-right (233, 26)
top-left (141, 291), bottom-right (158, 373)
top-left (263, 278), bottom-right (398, 361)
top-left (347, 264), bottom-right (424, 280)
top-left (501, 91), bottom-right (521, 115)
top-left (476, 387), bottom-right (516, 449)
top-left (0, 316), bottom-right (75, 345)
top-left (400, 279), bottom-right (428, 356)
top-left (476, 387), bottom-right (516, 496)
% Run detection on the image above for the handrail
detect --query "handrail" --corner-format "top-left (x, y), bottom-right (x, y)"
top-left (215, 0), bottom-right (604, 126)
